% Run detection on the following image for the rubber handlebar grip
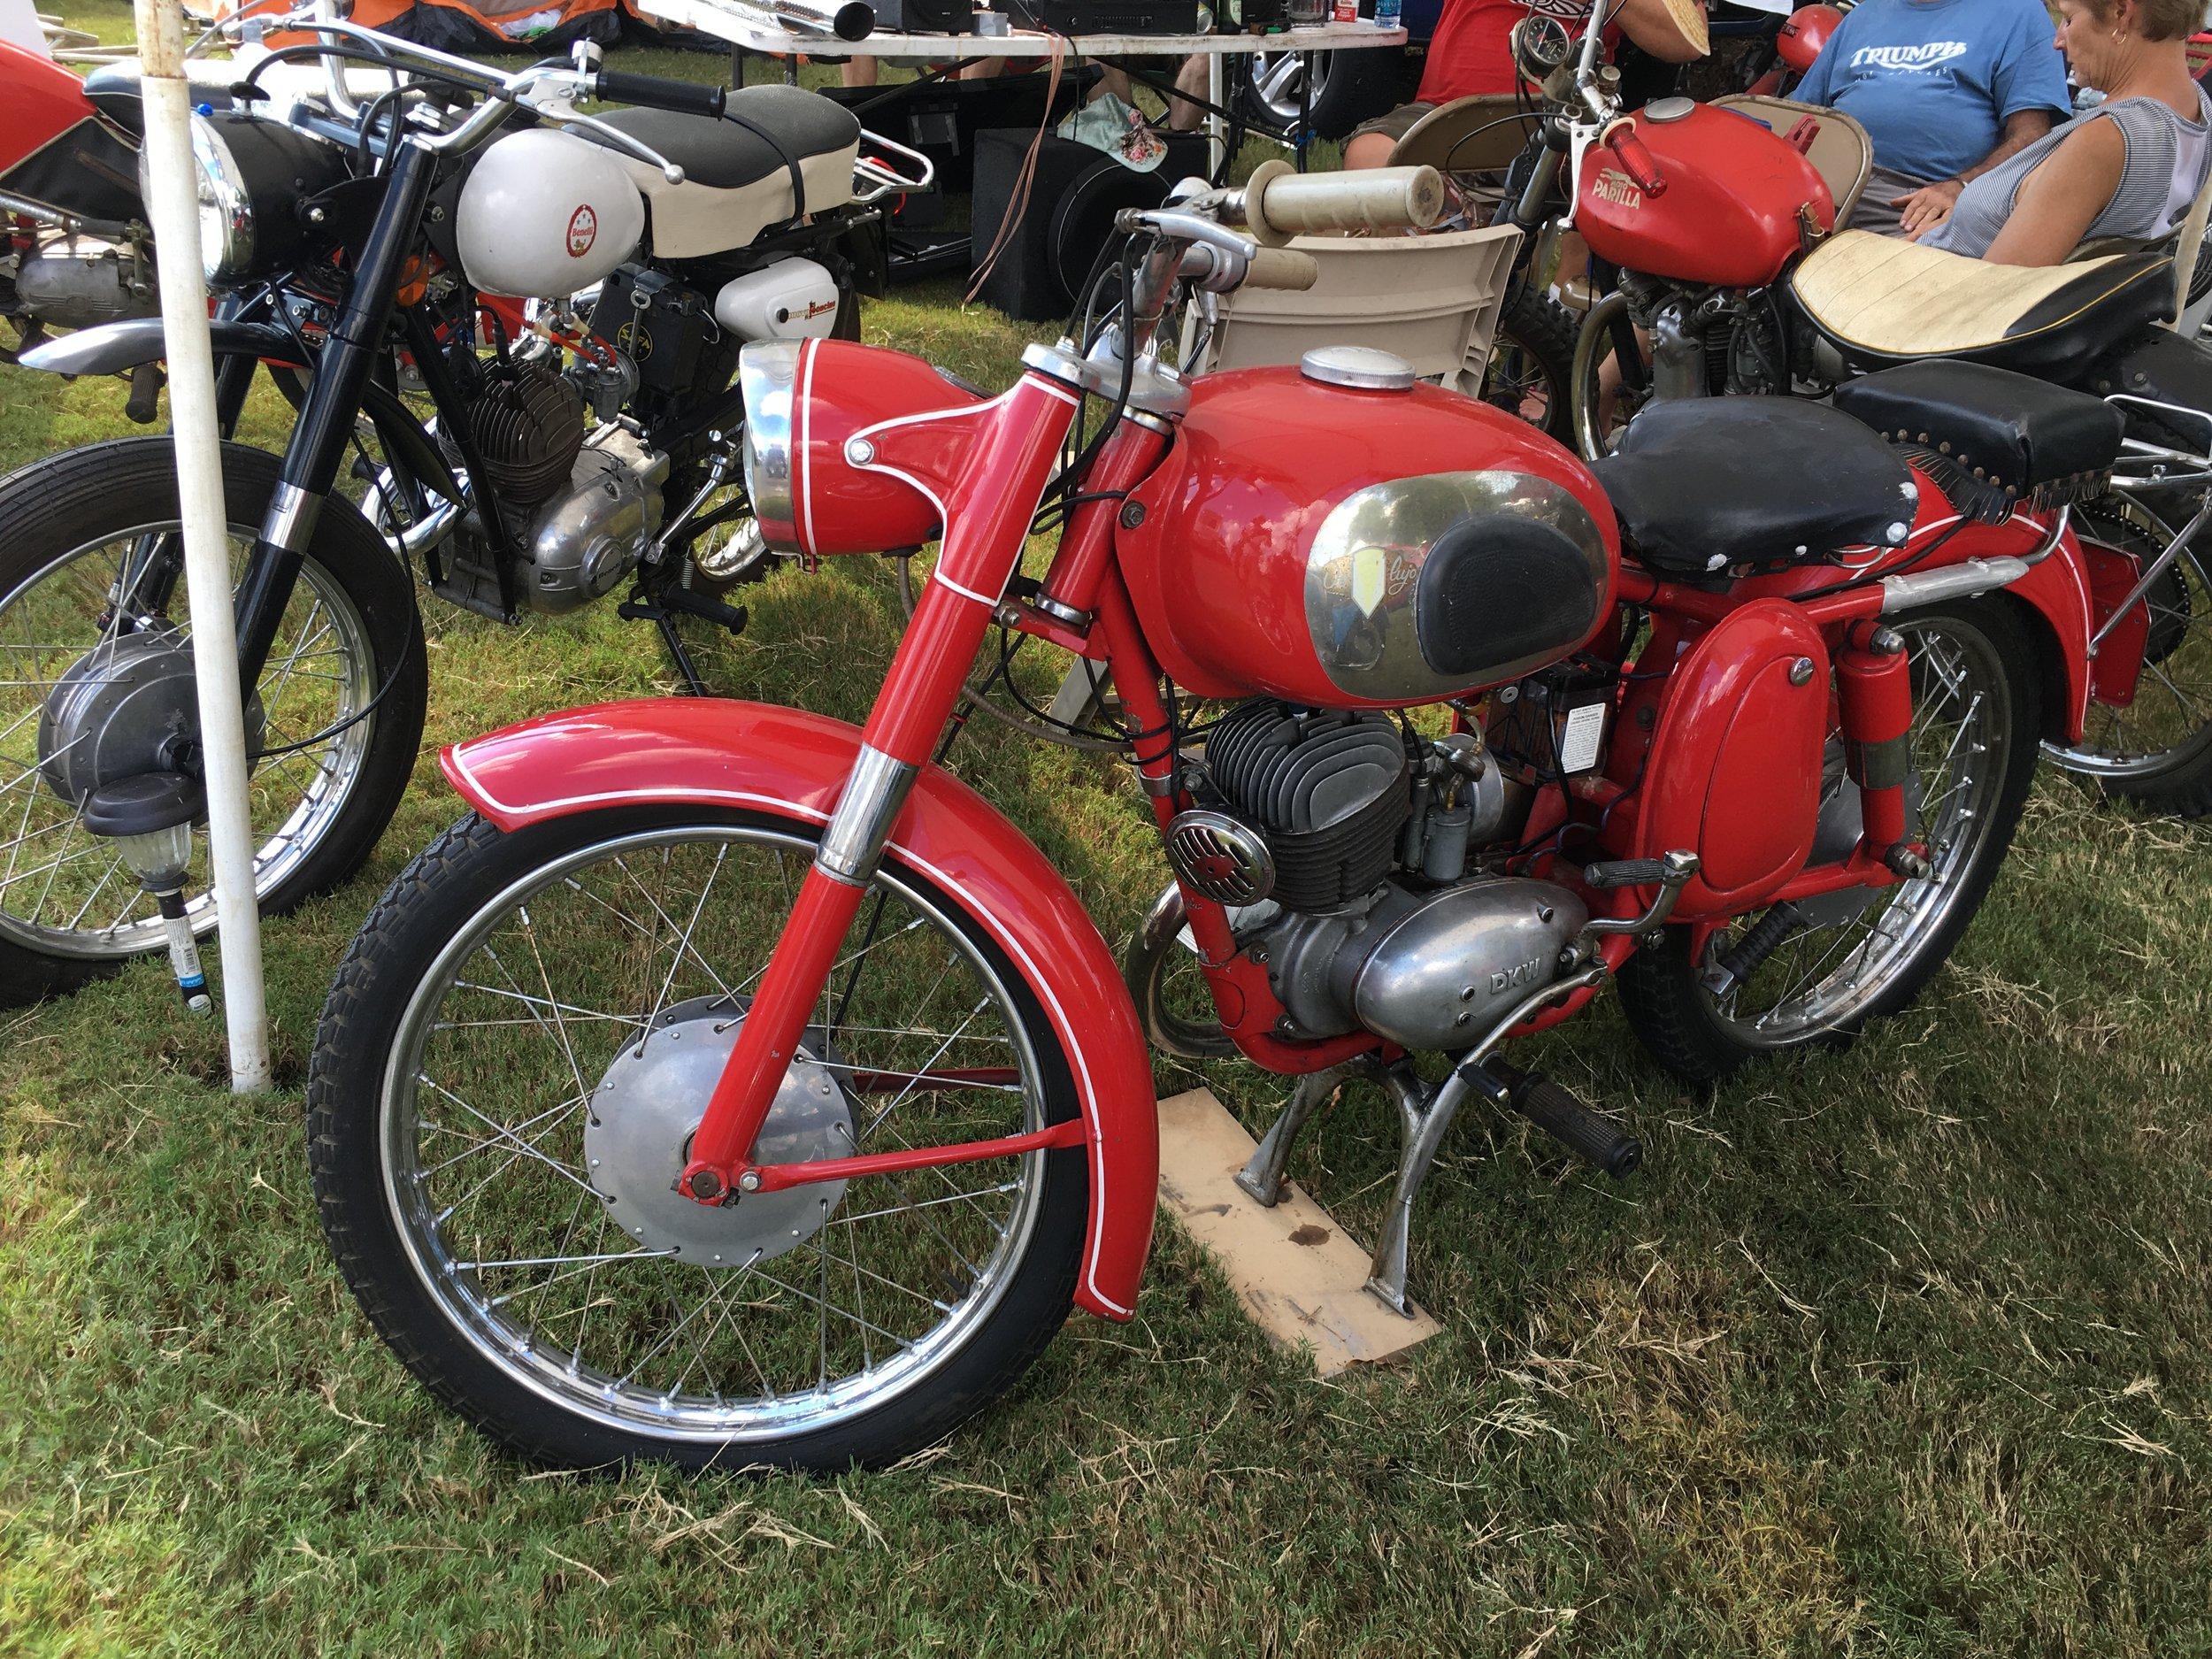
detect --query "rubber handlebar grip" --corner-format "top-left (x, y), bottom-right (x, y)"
top-left (1245, 161), bottom-right (1446, 245)
top-left (594, 71), bottom-right (726, 118)
top-left (1601, 122), bottom-right (1668, 197)
top-left (1243, 246), bottom-right (1320, 291)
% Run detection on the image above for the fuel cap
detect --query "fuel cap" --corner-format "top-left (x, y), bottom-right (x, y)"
top-left (1644, 96), bottom-right (1694, 122)
top-left (1299, 345), bottom-right (1417, 391)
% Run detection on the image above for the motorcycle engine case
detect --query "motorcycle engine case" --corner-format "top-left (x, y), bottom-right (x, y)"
top-left (1258, 876), bottom-right (1588, 1050)
top-left (513, 425), bottom-right (671, 614)
top-left (15, 233), bottom-right (154, 329)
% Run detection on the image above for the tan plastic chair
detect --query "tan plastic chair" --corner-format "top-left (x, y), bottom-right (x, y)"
top-left (1190, 224), bottom-right (1525, 396)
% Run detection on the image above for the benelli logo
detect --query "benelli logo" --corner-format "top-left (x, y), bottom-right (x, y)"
top-left (802, 298), bottom-right (838, 320)
top-left (1591, 169), bottom-right (1643, 210)
top-left (1489, 958), bottom-right (1543, 995)
top-left (566, 205), bottom-right (599, 258)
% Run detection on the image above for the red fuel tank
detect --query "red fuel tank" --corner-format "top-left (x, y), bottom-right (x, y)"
top-left (0, 42), bottom-right (99, 178)
top-left (1116, 366), bottom-right (1619, 710)
top-left (1576, 100), bottom-right (1833, 290)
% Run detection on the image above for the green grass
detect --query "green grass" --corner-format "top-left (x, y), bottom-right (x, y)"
top-left (4, 19), bottom-right (2212, 1658)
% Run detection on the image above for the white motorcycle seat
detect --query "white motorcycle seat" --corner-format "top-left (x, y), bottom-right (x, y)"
top-left (579, 87), bottom-right (860, 262)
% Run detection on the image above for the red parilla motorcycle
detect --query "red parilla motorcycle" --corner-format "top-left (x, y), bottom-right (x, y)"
top-left (306, 162), bottom-right (2127, 1472)
top-left (1518, 12), bottom-right (2212, 813)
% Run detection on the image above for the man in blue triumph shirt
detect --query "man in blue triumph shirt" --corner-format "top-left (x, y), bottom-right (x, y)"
top-left (1794, 0), bottom-right (2076, 235)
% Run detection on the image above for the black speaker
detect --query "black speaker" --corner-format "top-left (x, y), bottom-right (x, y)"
top-left (969, 128), bottom-right (1210, 321)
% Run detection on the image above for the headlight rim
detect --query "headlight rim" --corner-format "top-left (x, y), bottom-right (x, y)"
top-left (188, 112), bottom-right (255, 284)
top-left (738, 341), bottom-right (802, 554)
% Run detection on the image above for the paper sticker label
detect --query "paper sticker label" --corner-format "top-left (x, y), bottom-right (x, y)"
top-left (1559, 702), bottom-right (1607, 773)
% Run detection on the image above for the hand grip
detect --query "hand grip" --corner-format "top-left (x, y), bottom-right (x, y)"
top-left (1243, 159), bottom-right (1446, 246)
top-left (594, 70), bottom-right (726, 119)
top-left (1243, 246), bottom-right (1319, 291)
top-left (1600, 120), bottom-right (1667, 198)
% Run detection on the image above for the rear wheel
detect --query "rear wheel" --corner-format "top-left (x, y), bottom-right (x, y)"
top-left (0, 439), bottom-right (425, 1004)
top-left (309, 805), bottom-right (1087, 1472)
top-left (1619, 600), bottom-right (2041, 1083)
top-left (2040, 496), bottom-right (2212, 816)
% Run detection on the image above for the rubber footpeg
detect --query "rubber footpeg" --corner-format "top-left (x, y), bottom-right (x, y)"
top-left (1583, 856), bottom-right (1671, 890)
top-left (1488, 1060), bottom-right (1643, 1178)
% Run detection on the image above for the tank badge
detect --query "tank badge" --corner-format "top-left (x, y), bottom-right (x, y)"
top-left (567, 205), bottom-right (600, 258)
top-left (1591, 170), bottom-right (1643, 211)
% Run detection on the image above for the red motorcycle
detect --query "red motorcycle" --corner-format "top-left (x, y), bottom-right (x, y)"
top-left (0, 42), bottom-right (167, 369)
top-left (1526, 15), bottom-right (2212, 815)
top-left (305, 160), bottom-right (2129, 1471)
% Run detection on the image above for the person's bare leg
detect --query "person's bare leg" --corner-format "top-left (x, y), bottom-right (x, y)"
top-left (840, 57), bottom-right (879, 88)
top-left (1091, 65), bottom-right (1133, 104)
top-left (1344, 130), bottom-right (1394, 170)
top-left (1167, 52), bottom-right (1209, 131)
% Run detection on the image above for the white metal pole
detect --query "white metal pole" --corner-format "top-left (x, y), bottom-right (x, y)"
top-left (133, 0), bottom-right (273, 1092)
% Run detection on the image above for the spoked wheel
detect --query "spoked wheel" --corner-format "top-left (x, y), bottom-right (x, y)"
top-left (1481, 290), bottom-right (1579, 442)
top-left (309, 806), bottom-right (1087, 1472)
top-left (2040, 497), bottom-right (2212, 816)
top-left (0, 439), bottom-right (425, 1004)
top-left (1619, 600), bottom-right (2042, 1083)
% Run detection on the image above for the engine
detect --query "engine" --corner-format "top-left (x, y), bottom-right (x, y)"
top-left (432, 360), bottom-right (670, 618)
top-left (1169, 698), bottom-right (1589, 1052)
top-left (11, 232), bottom-right (155, 330)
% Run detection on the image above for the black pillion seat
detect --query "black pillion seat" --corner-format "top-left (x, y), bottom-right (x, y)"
top-left (1590, 396), bottom-right (1921, 577)
top-left (1832, 360), bottom-right (2124, 514)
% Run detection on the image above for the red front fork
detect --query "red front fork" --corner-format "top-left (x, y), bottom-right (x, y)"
top-left (678, 371), bottom-right (1082, 1203)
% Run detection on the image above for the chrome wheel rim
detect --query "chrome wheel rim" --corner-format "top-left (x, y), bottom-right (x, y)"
top-left (378, 823), bottom-right (1053, 1446)
top-left (2041, 501), bottom-right (2212, 781)
top-left (1696, 616), bottom-right (2013, 1046)
top-left (1247, 50), bottom-right (1323, 127)
top-left (0, 520), bottom-right (379, 959)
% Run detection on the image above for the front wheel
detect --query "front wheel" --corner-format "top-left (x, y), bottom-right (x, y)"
top-left (1481, 289), bottom-right (1579, 442)
top-left (1618, 600), bottom-right (2042, 1083)
top-left (309, 804), bottom-right (1087, 1472)
top-left (0, 439), bottom-right (426, 1004)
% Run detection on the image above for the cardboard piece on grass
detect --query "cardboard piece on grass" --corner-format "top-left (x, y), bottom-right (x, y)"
top-left (1156, 1087), bottom-right (1440, 1376)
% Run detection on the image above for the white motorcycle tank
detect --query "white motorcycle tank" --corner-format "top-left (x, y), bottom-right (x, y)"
top-left (455, 129), bottom-right (646, 299)
top-left (712, 258), bottom-right (841, 342)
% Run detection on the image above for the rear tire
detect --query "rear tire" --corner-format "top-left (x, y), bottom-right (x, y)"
top-left (1618, 600), bottom-right (2042, 1084)
top-left (310, 805), bottom-right (1087, 1472)
top-left (1483, 288), bottom-right (1579, 442)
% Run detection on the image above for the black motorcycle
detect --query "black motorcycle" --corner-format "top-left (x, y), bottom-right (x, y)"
top-left (0, 16), bottom-right (928, 1003)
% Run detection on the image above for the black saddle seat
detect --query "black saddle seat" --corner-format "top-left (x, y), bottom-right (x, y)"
top-left (584, 86), bottom-right (860, 189)
top-left (80, 62), bottom-right (238, 140)
top-left (1591, 397), bottom-right (1919, 577)
top-left (1832, 361), bottom-right (2124, 511)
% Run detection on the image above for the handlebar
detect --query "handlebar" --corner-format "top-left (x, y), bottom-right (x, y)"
top-left (1600, 119), bottom-right (1667, 197)
top-left (592, 69), bottom-right (726, 119)
top-left (1244, 246), bottom-right (1320, 292)
top-left (1241, 161), bottom-right (1446, 245)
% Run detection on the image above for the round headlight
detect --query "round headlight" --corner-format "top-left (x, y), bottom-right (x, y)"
top-left (189, 114), bottom-right (255, 283)
top-left (738, 342), bottom-right (801, 553)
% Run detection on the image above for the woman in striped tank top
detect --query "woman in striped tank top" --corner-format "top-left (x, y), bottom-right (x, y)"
top-left (1916, 0), bottom-right (2212, 264)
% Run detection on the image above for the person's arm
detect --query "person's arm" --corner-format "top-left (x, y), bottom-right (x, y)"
top-left (1614, 0), bottom-right (1707, 65)
top-left (1894, 109), bottom-right (2056, 234)
top-left (1980, 116), bottom-right (2124, 264)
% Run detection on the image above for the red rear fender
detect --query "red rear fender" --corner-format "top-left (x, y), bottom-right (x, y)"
top-left (441, 698), bottom-right (1158, 1321)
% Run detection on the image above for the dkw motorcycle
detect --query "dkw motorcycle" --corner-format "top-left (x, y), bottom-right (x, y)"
top-left (304, 152), bottom-right (2131, 1471)
top-left (0, 12), bottom-right (926, 1004)
top-left (1482, 4), bottom-right (2212, 814)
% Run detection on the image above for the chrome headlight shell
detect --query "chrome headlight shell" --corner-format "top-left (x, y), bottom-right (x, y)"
top-left (738, 341), bottom-right (802, 553)
top-left (188, 112), bottom-right (254, 283)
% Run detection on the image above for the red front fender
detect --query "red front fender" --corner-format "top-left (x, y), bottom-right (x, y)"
top-left (441, 698), bottom-right (1158, 1321)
